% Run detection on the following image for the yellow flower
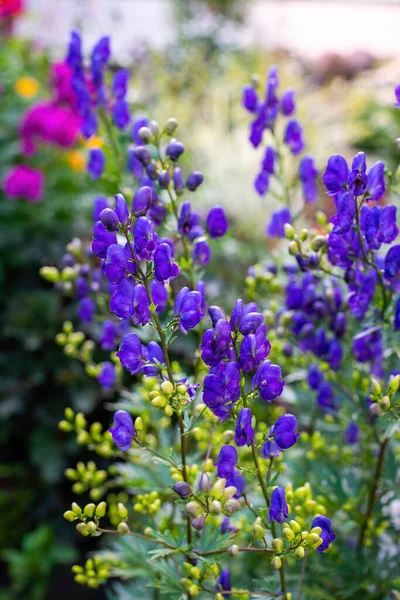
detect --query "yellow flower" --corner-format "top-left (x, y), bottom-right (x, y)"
top-left (15, 77), bottom-right (40, 99)
top-left (67, 150), bottom-right (86, 172)
top-left (81, 135), bottom-right (104, 149)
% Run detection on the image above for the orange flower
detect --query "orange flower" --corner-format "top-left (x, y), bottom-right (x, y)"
top-left (67, 150), bottom-right (86, 172)
top-left (15, 76), bottom-right (39, 99)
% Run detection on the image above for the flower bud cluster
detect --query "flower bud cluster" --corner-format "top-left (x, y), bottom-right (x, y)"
top-left (72, 556), bottom-right (115, 589)
top-left (180, 561), bottom-right (219, 597)
top-left (133, 492), bottom-right (161, 515)
top-left (65, 461), bottom-right (108, 496)
top-left (59, 407), bottom-right (114, 458)
top-left (64, 501), bottom-right (107, 537)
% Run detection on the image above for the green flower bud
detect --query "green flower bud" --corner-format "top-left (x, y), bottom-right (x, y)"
top-left (228, 544), bottom-right (239, 557)
top-left (271, 556), bottom-right (282, 570)
top-left (310, 526), bottom-right (322, 536)
top-left (40, 266), bottom-right (59, 282)
top-left (380, 395), bottom-right (391, 410)
top-left (311, 235), bottom-right (327, 251)
top-left (63, 510), bottom-right (76, 522)
top-left (76, 523), bottom-right (89, 536)
top-left (117, 503), bottom-right (128, 519)
top-left (72, 565), bottom-right (84, 574)
top-left (282, 527), bottom-right (295, 542)
top-left (211, 478), bottom-right (226, 499)
top-left (209, 500), bottom-right (222, 515)
top-left (74, 574), bottom-right (87, 585)
top-left (55, 333), bottom-right (68, 346)
top-left (179, 578), bottom-right (192, 591)
top-left (223, 499), bottom-right (240, 515)
top-left (284, 223), bottom-right (295, 240)
top-left (370, 378), bottom-right (382, 395)
top-left (151, 395), bottom-right (167, 408)
top-left (164, 405), bottom-right (173, 417)
top-left (252, 525), bottom-right (265, 540)
top-left (369, 402), bottom-right (382, 417)
top-left (71, 502), bottom-right (82, 515)
top-left (61, 267), bottom-right (76, 281)
top-left (160, 381), bottom-right (174, 396)
top-left (288, 240), bottom-right (300, 256)
top-left (224, 486), bottom-right (237, 499)
top-left (299, 228), bottom-right (308, 241)
top-left (215, 594), bottom-right (224, 600)
top-left (138, 126), bottom-right (153, 144)
top-left (59, 420), bottom-right (73, 432)
top-left (388, 374), bottom-right (400, 394)
top-left (117, 522), bottom-right (130, 535)
top-left (189, 584), bottom-right (199, 596)
top-left (316, 211), bottom-right (327, 225)
top-left (290, 520), bottom-right (301, 533)
top-left (87, 578), bottom-right (98, 589)
top-left (185, 501), bottom-right (202, 518)
top-left (95, 502), bottom-right (107, 518)
top-left (294, 546), bottom-right (305, 559)
top-left (64, 407), bottom-right (74, 421)
top-left (134, 417), bottom-right (143, 431)
top-left (272, 538), bottom-right (284, 554)
top-left (86, 521), bottom-right (97, 534)
top-left (190, 567), bottom-right (201, 580)
top-left (164, 118), bottom-right (178, 135)
top-left (75, 413), bottom-right (87, 430)
top-left (222, 430), bottom-right (235, 443)
top-left (307, 533), bottom-right (322, 547)
top-left (150, 120), bottom-right (161, 138)
top-left (84, 503), bottom-right (96, 518)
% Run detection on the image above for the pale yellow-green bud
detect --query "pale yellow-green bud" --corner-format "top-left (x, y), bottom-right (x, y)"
top-left (160, 381), bottom-right (174, 396)
top-left (211, 478), bottom-right (226, 499)
top-left (215, 594), bottom-right (224, 600)
top-left (284, 223), bottom-right (295, 240)
top-left (271, 556), bottom-right (282, 570)
top-left (224, 486), bottom-right (237, 500)
top-left (71, 502), bottom-right (82, 515)
top-left (370, 378), bottom-right (382, 395)
top-left (316, 211), bottom-right (327, 226)
top-left (189, 584), bottom-right (199, 596)
top-left (311, 235), bottom-right (327, 251)
top-left (164, 405), bottom-right (173, 417)
top-left (272, 538), bottom-right (284, 554)
top-left (252, 525), bottom-right (265, 540)
top-left (40, 266), bottom-right (59, 282)
top-left (228, 544), bottom-right (239, 557)
top-left (369, 402), bottom-right (382, 417)
top-left (117, 503), bottom-right (128, 519)
top-left (290, 520), bottom-right (301, 533)
top-left (299, 228), bottom-right (308, 242)
top-left (209, 500), bottom-right (222, 515)
top-left (134, 417), bottom-right (143, 431)
top-left (55, 333), bottom-right (68, 346)
top-left (61, 266), bottom-right (76, 281)
top-left (179, 578), bottom-right (192, 591)
top-left (307, 533), bottom-right (322, 547)
top-left (95, 502), bottom-right (107, 518)
top-left (288, 240), bottom-right (300, 256)
top-left (151, 395), bottom-right (167, 408)
top-left (148, 390), bottom-right (159, 400)
top-left (388, 374), bottom-right (400, 394)
top-left (310, 526), bottom-right (322, 536)
top-left (164, 117), bottom-right (178, 136)
top-left (294, 546), bottom-right (305, 559)
top-left (223, 499), bottom-right (240, 515)
top-left (74, 574), bottom-right (87, 584)
top-left (380, 395), bottom-right (391, 410)
top-left (84, 503), bottom-right (96, 518)
top-left (76, 523), bottom-right (89, 536)
top-left (185, 501), bottom-right (202, 518)
top-left (63, 510), bottom-right (76, 522)
top-left (176, 384), bottom-right (187, 394)
top-left (86, 521), bottom-right (97, 534)
top-left (117, 522), bottom-right (130, 535)
top-left (75, 413), bottom-right (87, 430)
top-left (59, 420), bottom-right (73, 432)
top-left (282, 527), bottom-right (295, 542)
top-left (190, 567), bottom-right (201, 580)
top-left (223, 430), bottom-right (235, 443)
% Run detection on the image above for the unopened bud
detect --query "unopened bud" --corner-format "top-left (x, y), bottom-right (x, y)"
top-left (164, 117), bottom-right (178, 135)
top-left (189, 584), bottom-right (199, 597)
top-left (294, 546), bottom-right (305, 559)
top-left (86, 521), bottom-right (97, 534)
top-left (117, 503), bottom-right (128, 519)
top-left (117, 522), bottom-right (130, 535)
top-left (272, 538), bottom-right (284, 554)
top-left (173, 481), bottom-right (192, 499)
top-left (311, 235), bottom-right (327, 251)
top-left (185, 501), bottom-right (202, 518)
top-left (209, 500), bottom-right (222, 515)
top-left (40, 266), bottom-right (59, 282)
top-left (282, 527), bottom-right (295, 542)
top-left (380, 395), bottom-right (391, 410)
top-left (288, 241), bottom-right (300, 256)
top-left (223, 499), bottom-right (240, 515)
top-left (224, 486), bottom-right (237, 500)
top-left (160, 380), bottom-right (174, 396)
top-left (310, 526), bottom-right (322, 536)
top-left (84, 503), bottom-right (96, 518)
top-left (151, 395), bottom-right (167, 408)
top-left (228, 544), bottom-right (239, 557)
top-left (388, 374), bottom-right (400, 394)
top-left (252, 525), bottom-right (265, 540)
top-left (370, 378), bottom-right (382, 395)
top-left (63, 510), bottom-right (76, 522)
top-left (190, 567), bottom-right (201, 580)
top-left (211, 478), bottom-right (226, 499)
top-left (223, 430), bottom-right (235, 443)
top-left (138, 126), bottom-right (153, 144)
top-left (284, 223), bottom-right (295, 240)
top-left (76, 523), bottom-right (89, 536)
top-left (192, 515), bottom-right (206, 530)
top-left (71, 502), bottom-right (82, 515)
top-left (290, 520), bottom-right (301, 533)
top-left (271, 556), bottom-right (282, 569)
top-left (164, 405), bottom-right (173, 417)
top-left (199, 473), bottom-right (212, 494)
top-left (369, 402), bottom-right (382, 417)
top-left (307, 533), bottom-right (322, 547)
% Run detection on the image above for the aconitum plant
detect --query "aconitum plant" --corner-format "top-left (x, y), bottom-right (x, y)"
top-left (41, 32), bottom-right (400, 600)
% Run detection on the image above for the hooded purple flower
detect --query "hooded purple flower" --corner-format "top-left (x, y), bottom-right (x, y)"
top-left (395, 298), bottom-right (400, 330)
top-left (262, 439), bottom-right (281, 459)
top-left (226, 470), bottom-right (246, 498)
top-left (174, 287), bottom-right (205, 333)
top-left (131, 284), bottom-right (151, 326)
top-left (268, 487), bottom-right (288, 523)
top-left (322, 155), bottom-right (349, 195)
top-left (154, 243), bottom-right (179, 283)
top-left (281, 88), bottom-right (296, 116)
top-left (362, 205), bottom-right (398, 251)
top-left (270, 414), bottom-right (299, 450)
top-left (307, 363), bottom-right (323, 390)
top-left (93, 196), bottom-right (109, 221)
top-left (323, 153), bottom-right (385, 201)
top-left (110, 279), bottom-right (135, 319)
top-left (311, 516), bottom-right (336, 552)
top-left (267, 208), bottom-right (292, 238)
top-left (113, 99), bottom-right (130, 129)
top-left (344, 422), bottom-right (359, 444)
top-left (214, 445), bottom-right (238, 479)
top-left (114, 193), bottom-right (129, 226)
top-left (384, 244), bottom-right (400, 280)
top-left (151, 281), bottom-right (168, 313)
top-left (117, 333), bottom-right (145, 374)
top-left (166, 140), bottom-right (184, 162)
top-left (178, 202), bottom-right (201, 238)
top-left (78, 297), bottom-right (95, 323)
top-left (330, 193), bottom-right (356, 235)
top-left (99, 320), bottom-right (117, 351)
top-left (299, 156), bottom-right (318, 203)
top-left (112, 69), bottom-right (129, 99)
top-left (87, 148), bottom-right (105, 179)
top-left (317, 382), bottom-right (336, 412)
top-left (109, 410), bottom-right (134, 451)
top-left (132, 186), bottom-right (153, 218)
top-left (284, 119), bottom-right (305, 155)
top-left (254, 171), bottom-right (270, 196)
top-left (92, 221), bottom-right (117, 259)
top-left (218, 569), bottom-right (231, 597)
top-left (98, 361), bottom-right (116, 390)
top-left (239, 324), bottom-right (271, 373)
top-left (253, 361), bottom-right (284, 402)
top-left (203, 361), bottom-right (241, 420)
top-left (235, 408), bottom-right (255, 447)
top-left (201, 319), bottom-right (232, 367)
top-left (186, 171), bottom-right (204, 191)
top-left (193, 239), bottom-right (211, 265)
top-left (348, 152), bottom-right (368, 196)
top-left (103, 244), bottom-right (128, 285)
top-left (143, 341), bottom-right (165, 377)
top-left (242, 85), bottom-right (259, 113)
top-left (133, 217), bottom-right (159, 261)
top-left (206, 206), bottom-right (228, 239)
top-left (353, 327), bottom-right (382, 363)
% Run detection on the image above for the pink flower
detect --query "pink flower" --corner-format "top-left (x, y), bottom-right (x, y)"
top-left (0, 0), bottom-right (23, 18)
top-left (51, 62), bottom-right (78, 110)
top-left (20, 101), bottom-right (81, 155)
top-left (3, 165), bottom-right (44, 202)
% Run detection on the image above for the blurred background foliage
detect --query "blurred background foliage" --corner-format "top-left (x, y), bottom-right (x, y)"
top-left (1, 1), bottom-right (400, 598)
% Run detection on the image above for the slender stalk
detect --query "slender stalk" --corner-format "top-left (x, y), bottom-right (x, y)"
top-left (296, 551), bottom-right (308, 600)
top-left (356, 437), bottom-right (389, 553)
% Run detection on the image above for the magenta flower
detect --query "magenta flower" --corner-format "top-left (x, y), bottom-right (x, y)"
top-left (3, 165), bottom-right (44, 202)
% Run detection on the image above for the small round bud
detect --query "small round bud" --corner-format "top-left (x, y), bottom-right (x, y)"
top-left (223, 499), bottom-right (240, 515)
top-left (311, 235), bottom-right (327, 251)
top-left (40, 266), bottom-right (59, 282)
top-left (370, 378), bottom-right (382, 395)
top-left (294, 546), bottom-right (305, 559)
top-left (189, 584), bottom-right (199, 597)
top-left (190, 567), bottom-right (201, 580)
top-left (199, 473), bottom-right (212, 494)
top-left (150, 120), bottom-right (161, 138)
top-left (164, 118), bottom-right (178, 135)
top-left (166, 140), bottom-right (184, 162)
top-left (176, 384), bottom-right (187, 394)
top-left (63, 510), bottom-right (76, 522)
top-left (288, 240), bottom-right (300, 256)
top-left (209, 500), bottom-right (222, 515)
top-left (224, 486), bottom-right (237, 500)
top-left (290, 520), bottom-right (301, 533)
top-left (117, 503), bottom-right (128, 519)
top-left (284, 223), bottom-right (295, 239)
top-left (310, 527), bottom-right (322, 536)
top-left (271, 556), bottom-right (282, 570)
top-left (71, 502), bottom-right (82, 515)
top-left (211, 478), bottom-right (226, 499)
top-left (95, 502), bottom-right (107, 518)
top-left (59, 420), bottom-right (73, 432)
top-left (299, 228), bottom-right (308, 241)
top-left (160, 381), bottom-right (174, 396)
top-left (84, 503), bottom-right (96, 518)
top-left (252, 525), bottom-right (265, 540)
top-left (86, 521), bottom-right (97, 534)
top-left (76, 523), bottom-right (89, 536)
top-left (215, 594), bottom-right (224, 600)
top-left (173, 481), bottom-right (192, 499)
top-left (134, 417), bottom-right (143, 431)
top-left (307, 533), bottom-right (322, 547)
top-left (99, 208), bottom-right (119, 232)
top-left (185, 501), bottom-right (202, 518)
top-left (228, 544), bottom-right (239, 557)
top-left (192, 515), bottom-right (206, 531)
top-left (164, 405), bottom-right (173, 417)
top-left (74, 574), bottom-right (87, 584)
top-left (222, 430), bottom-right (235, 443)
top-left (369, 402), bottom-right (382, 417)
top-left (133, 146), bottom-right (152, 166)
top-left (117, 522), bottom-right (130, 535)
top-left (138, 126), bottom-right (153, 144)
top-left (380, 395), bottom-right (391, 410)
top-left (158, 170), bottom-right (170, 188)
top-left (272, 538), bottom-right (284, 554)
top-left (151, 395), bottom-right (167, 408)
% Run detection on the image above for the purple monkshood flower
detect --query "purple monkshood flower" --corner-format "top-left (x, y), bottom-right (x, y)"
top-left (395, 84), bottom-right (400, 108)
top-left (133, 217), bottom-right (159, 261)
top-left (252, 361), bottom-right (285, 402)
top-left (218, 569), bottom-right (231, 596)
top-left (307, 363), bottom-right (323, 390)
top-left (201, 319), bottom-right (232, 367)
top-left (230, 299), bottom-right (259, 332)
top-left (317, 382), bottom-right (336, 412)
top-left (284, 119), bottom-right (305, 155)
top-left (186, 171), bottom-right (204, 191)
top-left (384, 244), bottom-right (400, 280)
top-left (299, 156), bottom-right (318, 203)
top-left (100, 208), bottom-right (119, 232)
top-left (99, 320), bottom-right (117, 351)
top-left (98, 361), bottom-right (116, 390)
top-left (344, 422), bottom-right (359, 444)
top-left (93, 196), bottom-right (109, 221)
top-left (262, 439), bottom-right (281, 458)
top-left (220, 516), bottom-right (238, 534)
top-left (178, 202), bottom-right (201, 237)
top-left (109, 410), bottom-right (134, 451)
top-left (166, 140), bottom-right (184, 161)
top-left (226, 470), bottom-right (246, 498)
top-left (395, 298), bottom-right (400, 330)
top-left (239, 312), bottom-right (264, 335)
top-left (262, 146), bottom-right (276, 174)
top-left (116, 333), bottom-right (146, 374)
top-left (143, 341), bottom-right (165, 377)
top-left (268, 487), bottom-right (288, 523)
top-left (270, 414), bottom-right (299, 450)
top-left (92, 221), bottom-right (117, 259)
top-left (78, 297), bottom-right (95, 323)
top-left (239, 324), bottom-right (271, 373)
top-left (311, 516), bottom-right (336, 552)
top-left (206, 206), bottom-right (228, 239)
top-left (173, 167), bottom-right (185, 194)
top-left (87, 148), bottom-right (105, 179)
top-left (242, 84), bottom-right (258, 113)
top-left (193, 239), bottom-right (211, 265)
top-left (235, 408), bottom-right (255, 447)
top-left (174, 287), bottom-right (205, 333)
top-left (132, 186), bottom-right (153, 218)
top-left (203, 362), bottom-right (241, 420)
top-left (113, 100), bottom-right (130, 129)
top-left (267, 208), bottom-right (292, 238)
top-left (330, 192), bottom-right (356, 235)
top-left (353, 327), bottom-right (382, 363)
top-left (130, 284), bottom-right (150, 326)
top-left (254, 171), bottom-right (270, 196)
top-left (214, 445), bottom-right (238, 479)
top-left (154, 243), bottom-right (179, 284)
top-left (362, 205), bottom-right (398, 251)
top-left (322, 153), bottom-right (385, 201)
top-left (115, 193), bottom-right (129, 226)
top-left (112, 69), bottom-right (129, 99)
top-left (281, 88), bottom-right (296, 116)
top-left (151, 281), bottom-right (168, 313)
top-left (104, 244), bottom-right (128, 285)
